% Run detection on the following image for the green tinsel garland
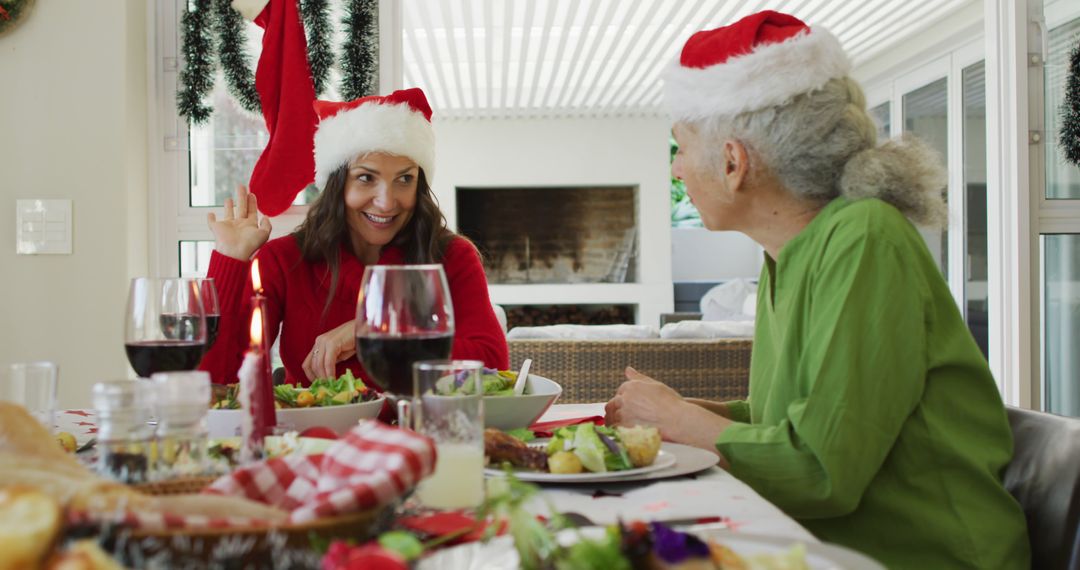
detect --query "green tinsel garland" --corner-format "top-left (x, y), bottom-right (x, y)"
top-left (178, 0), bottom-right (378, 123)
top-left (177, 0), bottom-right (216, 124)
top-left (301, 0), bottom-right (333, 96)
top-left (212, 0), bottom-right (261, 114)
top-left (1061, 37), bottom-right (1080, 167)
top-left (340, 0), bottom-right (379, 100)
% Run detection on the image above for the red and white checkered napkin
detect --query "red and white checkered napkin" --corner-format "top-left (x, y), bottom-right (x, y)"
top-left (205, 420), bottom-right (437, 525)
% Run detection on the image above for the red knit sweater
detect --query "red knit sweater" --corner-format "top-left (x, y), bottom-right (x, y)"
top-left (199, 235), bottom-right (509, 388)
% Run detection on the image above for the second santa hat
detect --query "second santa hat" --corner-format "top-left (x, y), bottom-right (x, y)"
top-left (664, 10), bottom-right (850, 122)
top-left (312, 88), bottom-right (436, 190)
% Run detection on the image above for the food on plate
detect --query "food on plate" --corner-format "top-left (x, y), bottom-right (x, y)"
top-left (434, 368), bottom-right (520, 397)
top-left (55, 431), bottom-right (77, 453)
top-left (482, 476), bottom-right (810, 570)
top-left (211, 369), bottom-right (379, 410)
top-left (484, 428), bottom-right (548, 471)
top-left (0, 402), bottom-right (288, 524)
top-left (616, 425), bottom-right (662, 468)
top-left (483, 424), bottom-right (660, 474)
top-left (0, 485), bottom-right (62, 570)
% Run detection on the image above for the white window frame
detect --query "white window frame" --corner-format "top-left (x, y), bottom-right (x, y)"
top-left (863, 41), bottom-right (986, 337)
top-left (148, 0), bottom-right (402, 278)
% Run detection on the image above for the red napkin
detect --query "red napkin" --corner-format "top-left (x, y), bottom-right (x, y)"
top-left (397, 512), bottom-right (506, 545)
top-left (529, 416), bottom-right (605, 438)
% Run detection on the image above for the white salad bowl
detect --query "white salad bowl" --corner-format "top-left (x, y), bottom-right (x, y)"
top-left (482, 374), bottom-right (562, 431)
top-left (207, 396), bottom-right (386, 438)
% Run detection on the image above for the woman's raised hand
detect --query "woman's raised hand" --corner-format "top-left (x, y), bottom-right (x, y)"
top-left (207, 186), bottom-right (272, 261)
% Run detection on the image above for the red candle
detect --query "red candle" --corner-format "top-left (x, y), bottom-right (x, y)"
top-left (238, 261), bottom-right (277, 463)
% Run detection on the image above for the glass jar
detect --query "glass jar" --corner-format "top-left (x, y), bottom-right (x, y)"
top-left (91, 380), bottom-right (155, 484)
top-left (151, 371), bottom-right (212, 478)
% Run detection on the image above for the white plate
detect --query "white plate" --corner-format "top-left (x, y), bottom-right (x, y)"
top-left (485, 440), bottom-right (712, 483)
top-left (417, 527), bottom-right (886, 570)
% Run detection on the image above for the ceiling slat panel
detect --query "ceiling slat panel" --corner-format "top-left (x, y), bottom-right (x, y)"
top-left (436, 1), bottom-right (469, 113)
top-left (459, 0), bottom-right (481, 111)
top-left (591, 0), bottom-right (665, 110)
top-left (558, 0), bottom-right (621, 108)
top-left (538, 0), bottom-right (581, 110)
top-left (526, 0), bottom-right (560, 109)
top-left (613, 0), bottom-right (711, 110)
top-left (401, 0), bottom-right (980, 120)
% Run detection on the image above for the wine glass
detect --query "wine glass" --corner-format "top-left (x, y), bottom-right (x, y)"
top-left (125, 278), bottom-right (207, 378)
top-left (354, 265), bottom-right (455, 403)
top-left (196, 278), bottom-right (221, 351)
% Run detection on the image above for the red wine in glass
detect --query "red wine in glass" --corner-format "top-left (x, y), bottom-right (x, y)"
top-left (126, 278), bottom-right (208, 378)
top-left (124, 340), bottom-right (206, 378)
top-left (354, 265), bottom-right (455, 400)
top-left (355, 334), bottom-right (453, 395)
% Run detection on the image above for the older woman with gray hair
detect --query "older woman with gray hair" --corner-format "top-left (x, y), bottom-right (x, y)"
top-left (605, 10), bottom-right (1029, 569)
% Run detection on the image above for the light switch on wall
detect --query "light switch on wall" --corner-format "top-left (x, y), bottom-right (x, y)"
top-left (16, 199), bottom-right (73, 255)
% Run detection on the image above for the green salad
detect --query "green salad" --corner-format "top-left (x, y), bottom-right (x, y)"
top-left (210, 369), bottom-right (379, 409)
top-left (433, 367), bottom-right (520, 397)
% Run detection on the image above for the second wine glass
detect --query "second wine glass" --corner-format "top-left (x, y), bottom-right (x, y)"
top-left (125, 277), bottom-right (207, 378)
top-left (354, 265), bottom-right (455, 401)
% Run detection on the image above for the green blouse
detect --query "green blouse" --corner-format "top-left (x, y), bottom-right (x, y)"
top-left (716, 197), bottom-right (1029, 569)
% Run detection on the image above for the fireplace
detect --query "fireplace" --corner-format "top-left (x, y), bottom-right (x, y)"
top-left (455, 186), bottom-right (638, 285)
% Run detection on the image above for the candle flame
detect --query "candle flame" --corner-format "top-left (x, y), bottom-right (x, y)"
top-left (251, 258), bottom-right (263, 293)
top-left (250, 305), bottom-right (263, 347)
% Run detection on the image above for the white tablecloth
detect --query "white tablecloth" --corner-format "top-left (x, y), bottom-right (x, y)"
top-left (533, 403), bottom-right (816, 542)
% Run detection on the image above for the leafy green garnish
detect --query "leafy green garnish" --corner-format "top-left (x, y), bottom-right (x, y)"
top-left (507, 428), bottom-right (535, 442)
top-left (378, 531), bottom-right (424, 561)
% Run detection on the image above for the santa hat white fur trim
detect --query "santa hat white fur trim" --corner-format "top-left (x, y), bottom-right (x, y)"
top-left (313, 102), bottom-right (436, 189)
top-left (230, 0), bottom-right (269, 21)
top-left (663, 27), bottom-right (850, 121)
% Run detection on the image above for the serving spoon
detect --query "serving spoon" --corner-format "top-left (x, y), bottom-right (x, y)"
top-left (512, 358), bottom-right (532, 396)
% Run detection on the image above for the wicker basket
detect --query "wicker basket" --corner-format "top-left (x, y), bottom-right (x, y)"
top-left (112, 475), bottom-right (388, 564)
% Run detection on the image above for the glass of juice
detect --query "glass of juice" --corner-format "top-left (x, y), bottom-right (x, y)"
top-left (404, 360), bottom-right (485, 510)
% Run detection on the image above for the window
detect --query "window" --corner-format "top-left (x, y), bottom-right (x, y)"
top-left (669, 136), bottom-right (702, 228)
top-left (869, 102), bottom-right (891, 140)
top-left (962, 62), bottom-right (989, 357)
top-left (902, 77), bottom-right (949, 279)
top-left (1041, 14), bottom-right (1080, 416)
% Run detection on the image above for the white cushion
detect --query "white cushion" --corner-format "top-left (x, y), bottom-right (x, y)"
top-left (507, 324), bottom-right (660, 340)
top-left (701, 279), bottom-right (758, 321)
top-left (491, 303), bottom-right (508, 335)
top-left (660, 320), bottom-right (755, 339)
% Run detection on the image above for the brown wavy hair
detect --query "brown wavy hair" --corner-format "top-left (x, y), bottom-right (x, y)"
top-left (292, 164), bottom-right (456, 313)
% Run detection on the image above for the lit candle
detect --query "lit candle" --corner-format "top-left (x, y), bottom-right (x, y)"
top-left (238, 261), bottom-right (277, 464)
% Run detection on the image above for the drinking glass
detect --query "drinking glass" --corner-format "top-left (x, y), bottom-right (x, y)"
top-left (354, 265), bottom-right (455, 404)
top-left (4, 362), bottom-right (58, 429)
top-left (196, 278), bottom-right (221, 351)
top-left (403, 360), bottom-right (485, 510)
top-left (125, 277), bottom-right (207, 378)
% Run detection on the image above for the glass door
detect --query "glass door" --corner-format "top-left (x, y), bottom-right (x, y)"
top-left (1040, 8), bottom-right (1080, 416)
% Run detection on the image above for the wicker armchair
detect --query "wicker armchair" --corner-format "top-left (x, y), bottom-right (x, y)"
top-left (507, 338), bottom-right (752, 404)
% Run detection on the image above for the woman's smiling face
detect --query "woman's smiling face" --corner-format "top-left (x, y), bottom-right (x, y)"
top-left (342, 152), bottom-right (420, 250)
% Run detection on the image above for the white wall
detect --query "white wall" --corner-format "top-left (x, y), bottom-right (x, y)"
top-left (671, 229), bottom-right (763, 281)
top-left (0, 1), bottom-right (148, 408)
top-left (432, 116), bottom-right (675, 322)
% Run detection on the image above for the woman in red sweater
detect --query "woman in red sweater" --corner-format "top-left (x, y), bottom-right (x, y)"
top-left (199, 88), bottom-right (509, 388)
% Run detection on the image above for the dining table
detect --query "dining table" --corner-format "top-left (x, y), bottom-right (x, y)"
top-left (55, 401), bottom-right (816, 546)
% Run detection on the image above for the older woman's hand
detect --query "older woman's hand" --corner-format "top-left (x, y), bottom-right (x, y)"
top-left (302, 320), bottom-right (358, 381)
top-left (606, 367), bottom-right (731, 455)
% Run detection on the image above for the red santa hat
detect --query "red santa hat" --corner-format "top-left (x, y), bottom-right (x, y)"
top-left (311, 88), bottom-right (436, 190)
top-left (664, 10), bottom-right (850, 121)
